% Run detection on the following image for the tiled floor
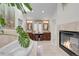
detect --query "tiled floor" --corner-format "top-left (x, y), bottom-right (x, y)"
top-left (0, 35), bottom-right (69, 56)
top-left (30, 41), bottom-right (69, 56)
top-left (0, 34), bottom-right (17, 48)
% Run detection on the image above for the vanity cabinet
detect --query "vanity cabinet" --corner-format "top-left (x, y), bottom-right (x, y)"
top-left (26, 20), bottom-right (50, 41)
top-left (43, 32), bottom-right (51, 40)
top-left (27, 32), bottom-right (51, 41)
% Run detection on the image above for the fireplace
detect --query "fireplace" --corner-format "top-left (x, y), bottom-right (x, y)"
top-left (59, 31), bottom-right (79, 56)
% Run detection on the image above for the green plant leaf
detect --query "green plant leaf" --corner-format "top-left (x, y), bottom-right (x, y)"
top-left (0, 16), bottom-right (6, 26)
top-left (15, 3), bottom-right (22, 10)
top-left (10, 3), bottom-right (15, 6)
top-left (16, 26), bottom-right (30, 48)
top-left (0, 3), bottom-right (32, 13)
top-left (24, 3), bottom-right (32, 11)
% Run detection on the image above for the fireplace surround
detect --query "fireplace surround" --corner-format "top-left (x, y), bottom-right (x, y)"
top-left (59, 31), bottom-right (79, 56)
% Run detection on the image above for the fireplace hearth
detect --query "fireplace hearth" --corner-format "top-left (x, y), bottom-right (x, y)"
top-left (59, 31), bottom-right (79, 56)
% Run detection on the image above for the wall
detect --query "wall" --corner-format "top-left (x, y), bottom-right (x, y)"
top-left (57, 3), bottom-right (79, 25)
top-left (49, 18), bottom-right (57, 47)
top-left (53, 3), bottom-right (79, 47)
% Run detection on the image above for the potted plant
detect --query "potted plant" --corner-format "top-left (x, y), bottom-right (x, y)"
top-left (0, 16), bottom-right (6, 34)
top-left (16, 26), bottom-right (30, 48)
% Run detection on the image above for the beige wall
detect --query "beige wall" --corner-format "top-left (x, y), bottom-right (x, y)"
top-left (59, 21), bottom-right (79, 32)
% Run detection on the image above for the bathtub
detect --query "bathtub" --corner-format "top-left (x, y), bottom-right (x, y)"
top-left (0, 39), bottom-right (34, 56)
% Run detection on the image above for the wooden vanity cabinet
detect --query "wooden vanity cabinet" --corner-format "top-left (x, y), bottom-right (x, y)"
top-left (27, 32), bottom-right (51, 41)
top-left (43, 32), bottom-right (51, 41)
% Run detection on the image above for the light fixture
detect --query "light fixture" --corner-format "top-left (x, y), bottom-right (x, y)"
top-left (42, 10), bottom-right (45, 14)
top-left (43, 20), bottom-right (48, 23)
top-left (27, 21), bottom-right (32, 23)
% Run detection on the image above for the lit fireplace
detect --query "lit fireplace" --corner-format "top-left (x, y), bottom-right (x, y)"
top-left (59, 31), bottom-right (79, 56)
top-left (64, 41), bottom-right (71, 49)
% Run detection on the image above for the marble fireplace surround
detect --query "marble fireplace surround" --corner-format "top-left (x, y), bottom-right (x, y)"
top-left (59, 21), bottom-right (79, 32)
top-left (58, 21), bottom-right (79, 56)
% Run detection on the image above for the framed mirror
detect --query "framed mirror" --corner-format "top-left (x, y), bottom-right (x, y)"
top-left (26, 21), bottom-right (33, 31)
top-left (43, 20), bottom-right (49, 31)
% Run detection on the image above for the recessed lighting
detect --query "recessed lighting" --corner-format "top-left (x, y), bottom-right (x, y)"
top-left (42, 10), bottom-right (45, 13)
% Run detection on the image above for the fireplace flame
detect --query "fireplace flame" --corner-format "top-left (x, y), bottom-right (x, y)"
top-left (64, 41), bottom-right (71, 48)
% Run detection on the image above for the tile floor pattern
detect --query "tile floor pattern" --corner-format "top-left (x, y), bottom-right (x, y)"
top-left (30, 41), bottom-right (69, 56)
top-left (0, 34), bottom-right (17, 48)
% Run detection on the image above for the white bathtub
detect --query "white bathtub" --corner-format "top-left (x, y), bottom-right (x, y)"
top-left (0, 39), bottom-right (34, 56)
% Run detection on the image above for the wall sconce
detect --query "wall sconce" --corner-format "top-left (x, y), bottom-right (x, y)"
top-left (27, 21), bottom-right (32, 23)
top-left (43, 20), bottom-right (48, 23)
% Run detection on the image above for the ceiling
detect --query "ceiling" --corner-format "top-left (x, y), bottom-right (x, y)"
top-left (26, 3), bottom-right (57, 20)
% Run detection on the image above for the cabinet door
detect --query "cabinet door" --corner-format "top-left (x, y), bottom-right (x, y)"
top-left (43, 33), bottom-right (51, 40)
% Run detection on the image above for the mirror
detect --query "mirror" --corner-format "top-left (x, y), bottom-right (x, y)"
top-left (43, 20), bottom-right (49, 31)
top-left (26, 21), bottom-right (33, 31)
